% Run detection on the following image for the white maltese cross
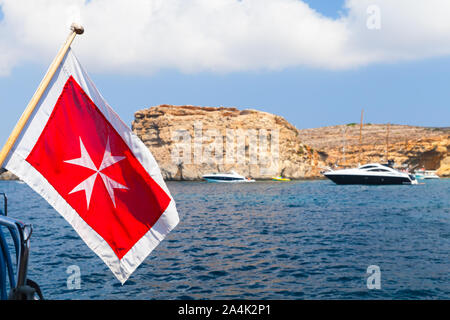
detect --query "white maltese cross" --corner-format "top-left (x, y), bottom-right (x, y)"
top-left (65, 137), bottom-right (128, 209)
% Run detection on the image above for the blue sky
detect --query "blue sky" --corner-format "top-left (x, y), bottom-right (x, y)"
top-left (304, 0), bottom-right (348, 18)
top-left (0, 0), bottom-right (449, 146)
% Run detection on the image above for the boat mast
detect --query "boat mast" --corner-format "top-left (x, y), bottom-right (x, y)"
top-left (342, 126), bottom-right (347, 165)
top-left (386, 122), bottom-right (390, 161)
top-left (359, 109), bottom-right (363, 165)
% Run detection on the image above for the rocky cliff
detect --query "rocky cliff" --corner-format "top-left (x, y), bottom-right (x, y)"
top-left (2, 108), bottom-right (447, 182)
top-left (132, 105), bottom-right (324, 180)
top-left (0, 170), bottom-right (18, 181)
top-left (299, 124), bottom-right (450, 176)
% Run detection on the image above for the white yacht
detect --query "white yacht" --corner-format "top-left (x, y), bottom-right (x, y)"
top-left (202, 171), bottom-right (255, 183)
top-left (414, 169), bottom-right (440, 180)
top-left (323, 162), bottom-right (418, 185)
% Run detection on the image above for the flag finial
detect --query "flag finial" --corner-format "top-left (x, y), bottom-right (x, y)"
top-left (70, 23), bottom-right (84, 35)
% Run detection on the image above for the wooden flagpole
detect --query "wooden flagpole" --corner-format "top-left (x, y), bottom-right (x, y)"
top-left (0, 23), bottom-right (84, 169)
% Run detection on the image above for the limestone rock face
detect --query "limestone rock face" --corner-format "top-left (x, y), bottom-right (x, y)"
top-left (437, 154), bottom-right (450, 177)
top-left (132, 107), bottom-right (449, 180)
top-left (0, 170), bottom-right (19, 181)
top-left (132, 105), bottom-right (324, 180)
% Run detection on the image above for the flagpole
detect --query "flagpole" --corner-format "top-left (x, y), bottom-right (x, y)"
top-left (0, 23), bottom-right (84, 169)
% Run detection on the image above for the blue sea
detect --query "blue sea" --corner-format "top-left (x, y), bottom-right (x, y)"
top-left (0, 179), bottom-right (449, 299)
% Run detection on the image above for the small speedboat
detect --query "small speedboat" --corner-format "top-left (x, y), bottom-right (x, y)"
top-left (323, 162), bottom-right (418, 185)
top-left (202, 171), bottom-right (255, 183)
top-left (272, 176), bottom-right (291, 182)
top-left (414, 169), bottom-right (440, 180)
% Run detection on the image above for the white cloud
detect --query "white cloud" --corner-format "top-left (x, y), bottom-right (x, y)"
top-left (345, 0), bottom-right (450, 62)
top-left (1, 0), bottom-right (450, 76)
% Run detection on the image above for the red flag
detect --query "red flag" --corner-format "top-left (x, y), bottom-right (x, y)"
top-left (3, 49), bottom-right (179, 283)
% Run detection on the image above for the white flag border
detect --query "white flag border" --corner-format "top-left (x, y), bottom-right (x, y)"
top-left (4, 48), bottom-right (179, 284)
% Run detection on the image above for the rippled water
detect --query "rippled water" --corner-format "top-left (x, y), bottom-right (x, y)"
top-left (1, 179), bottom-right (449, 299)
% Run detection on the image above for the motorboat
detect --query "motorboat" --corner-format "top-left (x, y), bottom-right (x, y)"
top-left (202, 171), bottom-right (255, 183)
top-left (323, 162), bottom-right (418, 185)
top-left (414, 168), bottom-right (440, 180)
top-left (272, 176), bottom-right (291, 182)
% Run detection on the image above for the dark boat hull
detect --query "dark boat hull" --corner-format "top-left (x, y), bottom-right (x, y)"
top-left (324, 174), bottom-right (412, 185)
